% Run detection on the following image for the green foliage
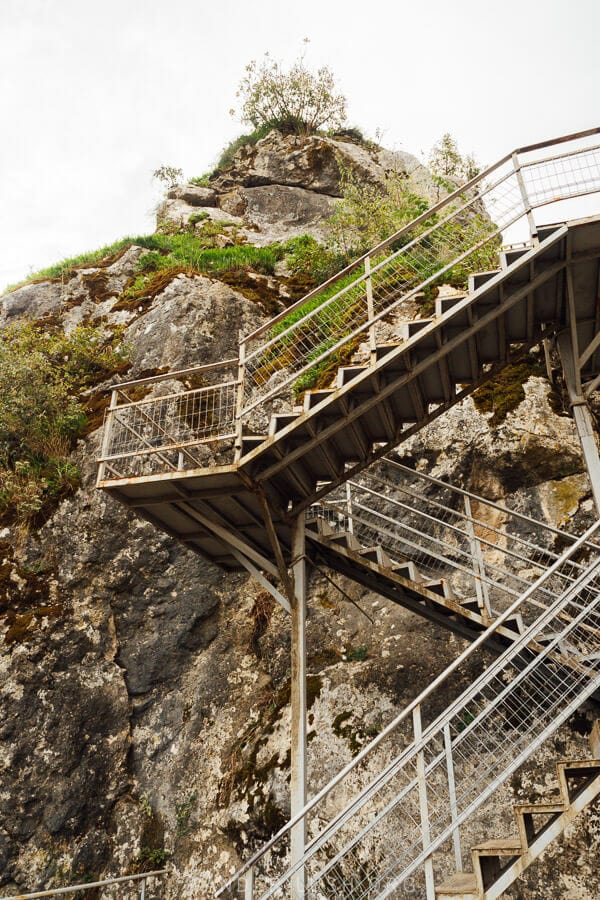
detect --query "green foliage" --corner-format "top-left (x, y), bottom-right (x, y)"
top-left (188, 173), bottom-right (211, 186)
top-left (188, 211), bottom-right (210, 225)
top-left (326, 163), bottom-right (430, 256)
top-left (282, 235), bottom-right (346, 285)
top-left (233, 50), bottom-right (347, 136)
top-left (175, 792), bottom-right (197, 837)
top-left (473, 352), bottom-right (546, 425)
top-left (344, 645), bottom-right (368, 662)
top-left (133, 846), bottom-right (170, 871)
top-left (152, 164), bottom-right (183, 189)
top-left (0, 322), bottom-right (128, 529)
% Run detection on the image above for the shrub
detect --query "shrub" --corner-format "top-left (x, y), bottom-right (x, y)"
top-left (327, 162), bottom-right (430, 256)
top-left (233, 52), bottom-right (347, 136)
top-left (429, 133), bottom-right (480, 183)
top-left (0, 322), bottom-right (129, 529)
top-left (282, 235), bottom-right (346, 285)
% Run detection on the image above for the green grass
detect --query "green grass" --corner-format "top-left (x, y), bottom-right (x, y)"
top-left (3, 232), bottom-right (287, 298)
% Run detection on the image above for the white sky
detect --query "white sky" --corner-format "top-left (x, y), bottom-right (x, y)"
top-left (1, 0), bottom-right (600, 291)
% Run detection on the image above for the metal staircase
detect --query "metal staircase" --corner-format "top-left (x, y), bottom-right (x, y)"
top-left (95, 127), bottom-right (600, 898)
top-left (216, 522), bottom-right (600, 898)
top-left (305, 458), bottom-right (599, 651)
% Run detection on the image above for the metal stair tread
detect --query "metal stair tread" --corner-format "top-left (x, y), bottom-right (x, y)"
top-left (472, 836), bottom-right (522, 854)
top-left (513, 801), bottom-right (565, 814)
top-left (435, 871), bottom-right (478, 895)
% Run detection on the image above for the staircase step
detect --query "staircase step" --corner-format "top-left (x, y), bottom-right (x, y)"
top-left (468, 270), bottom-right (499, 292)
top-left (240, 435), bottom-right (267, 457)
top-left (514, 801), bottom-right (565, 848)
top-left (435, 295), bottom-right (467, 318)
top-left (500, 247), bottom-right (531, 269)
top-left (435, 872), bottom-right (478, 899)
top-left (472, 836), bottom-right (522, 855)
top-left (269, 413), bottom-right (299, 435)
top-left (305, 516), bottom-right (335, 537)
top-left (337, 366), bottom-right (368, 388)
top-left (375, 342), bottom-right (402, 361)
top-left (503, 613), bottom-right (525, 635)
top-left (423, 578), bottom-right (453, 599)
top-left (304, 390), bottom-right (334, 411)
top-left (360, 546), bottom-right (393, 568)
top-left (459, 598), bottom-right (484, 615)
top-left (326, 531), bottom-right (361, 552)
top-left (391, 560), bottom-right (423, 582)
top-left (472, 836), bottom-right (523, 893)
top-left (400, 319), bottom-right (432, 340)
top-left (557, 758), bottom-right (600, 803)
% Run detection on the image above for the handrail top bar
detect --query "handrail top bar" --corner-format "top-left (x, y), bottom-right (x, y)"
top-left (241, 124), bottom-right (600, 345)
top-left (215, 517), bottom-right (600, 893)
top-left (514, 124), bottom-right (600, 157)
top-left (108, 358), bottom-right (238, 391)
top-left (0, 870), bottom-right (167, 899)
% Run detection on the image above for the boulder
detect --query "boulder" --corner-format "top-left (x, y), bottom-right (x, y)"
top-left (166, 184), bottom-right (217, 207)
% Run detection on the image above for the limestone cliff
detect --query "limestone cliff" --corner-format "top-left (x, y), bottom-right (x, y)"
top-left (0, 129), bottom-right (598, 899)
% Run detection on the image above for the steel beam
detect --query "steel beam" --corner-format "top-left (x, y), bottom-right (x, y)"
top-left (289, 513), bottom-right (307, 899)
top-left (557, 331), bottom-right (600, 514)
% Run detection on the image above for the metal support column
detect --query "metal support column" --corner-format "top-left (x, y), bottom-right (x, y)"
top-left (557, 331), bottom-right (600, 514)
top-left (290, 513), bottom-right (307, 899)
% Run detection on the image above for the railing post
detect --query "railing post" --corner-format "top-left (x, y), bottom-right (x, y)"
top-left (235, 336), bottom-right (246, 463)
top-left (413, 705), bottom-right (436, 900)
top-left (139, 876), bottom-right (146, 900)
top-left (346, 481), bottom-right (354, 534)
top-left (443, 723), bottom-right (462, 871)
top-left (97, 388), bottom-right (119, 483)
top-left (364, 255), bottom-right (377, 363)
top-left (463, 495), bottom-right (492, 620)
top-left (512, 151), bottom-right (538, 242)
top-left (244, 865), bottom-right (254, 899)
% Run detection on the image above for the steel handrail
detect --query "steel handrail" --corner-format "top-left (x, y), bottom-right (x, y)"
top-left (0, 870), bottom-right (167, 899)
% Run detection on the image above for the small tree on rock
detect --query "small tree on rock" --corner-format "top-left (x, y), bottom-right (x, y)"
top-left (233, 51), bottom-right (347, 137)
top-left (429, 133), bottom-right (480, 183)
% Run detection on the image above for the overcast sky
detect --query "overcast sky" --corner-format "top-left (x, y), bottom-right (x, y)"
top-left (1, 0), bottom-right (599, 291)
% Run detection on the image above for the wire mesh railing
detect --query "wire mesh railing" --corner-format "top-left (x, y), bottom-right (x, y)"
top-left (96, 127), bottom-right (600, 481)
top-left (97, 360), bottom-right (239, 480)
top-left (216, 519), bottom-right (600, 899)
top-left (309, 458), bottom-right (596, 626)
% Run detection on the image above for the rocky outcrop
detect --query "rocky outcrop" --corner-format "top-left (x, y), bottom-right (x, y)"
top-left (158, 129), bottom-right (439, 245)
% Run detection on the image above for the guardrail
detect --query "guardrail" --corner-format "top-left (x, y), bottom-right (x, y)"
top-left (0, 869), bottom-right (166, 900)
top-left (97, 126), bottom-right (600, 481)
top-left (310, 458), bottom-right (598, 623)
